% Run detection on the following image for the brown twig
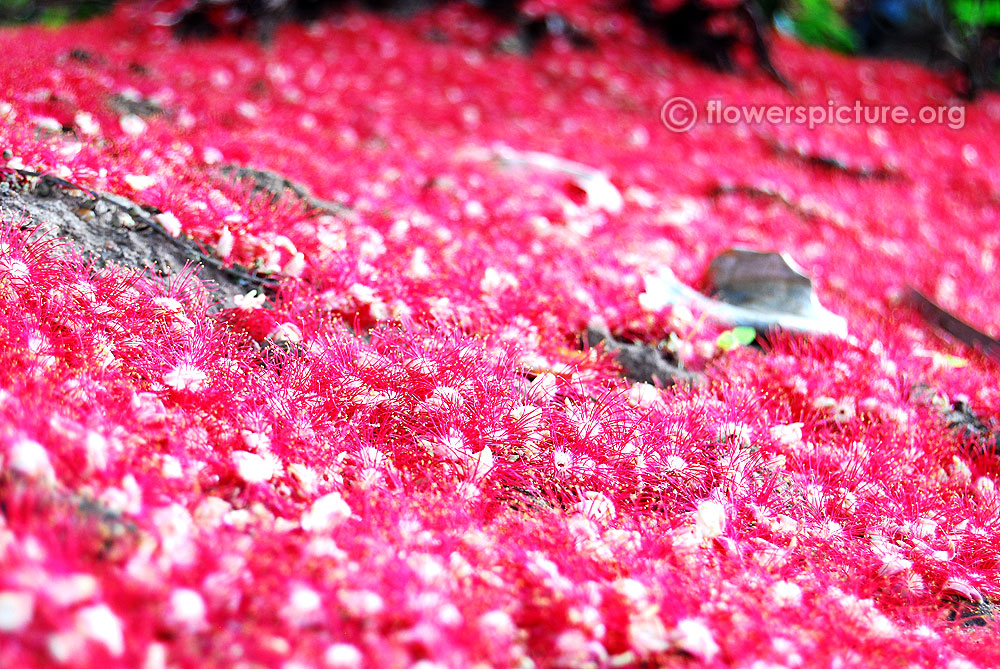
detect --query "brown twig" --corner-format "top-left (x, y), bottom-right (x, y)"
top-left (905, 287), bottom-right (1000, 361)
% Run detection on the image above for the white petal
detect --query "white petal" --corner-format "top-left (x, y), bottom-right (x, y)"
top-left (231, 450), bottom-right (274, 484)
top-left (301, 492), bottom-right (352, 532)
top-left (0, 591), bottom-right (34, 631)
top-left (76, 604), bottom-right (124, 657)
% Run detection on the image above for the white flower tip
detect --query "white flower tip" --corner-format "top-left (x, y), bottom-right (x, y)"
top-left (0, 591), bottom-right (35, 632)
top-left (694, 499), bottom-right (727, 540)
top-left (231, 450), bottom-right (275, 484)
top-left (124, 174), bottom-right (157, 191)
top-left (234, 290), bottom-right (266, 310)
top-left (301, 492), bottom-right (352, 532)
top-left (165, 588), bottom-right (207, 630)
top-left (76, 604), bottom-right (125, 657)
top-left (8, 439), bottom-right (54, 480)
top-left (119, 113), bottom-right (147, 137)
top-left (216, 226), bottom-right (234, 259)
top-left (324, 643), bottom-right (363, 669)
top-left (163, 363), bottom-right (207, 392)
top-left (672, 618), bottom-right (719, 662)
top-left (269, 322), bottom-right (302, 344)
top-left (628, 382), bottom-right (661, 409)
top-left (154, 212), bottom-right (182, 237)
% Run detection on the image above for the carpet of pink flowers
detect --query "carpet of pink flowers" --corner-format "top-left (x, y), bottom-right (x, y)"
top-left (2, 2), bottom-right (1000, 667)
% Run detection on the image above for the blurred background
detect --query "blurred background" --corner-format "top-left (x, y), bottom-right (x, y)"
top-left (0, 0), bottom-right (998, 93)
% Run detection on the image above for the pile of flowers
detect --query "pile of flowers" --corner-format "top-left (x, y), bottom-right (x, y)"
top-left (1, 2), bottom-right (1000, 666)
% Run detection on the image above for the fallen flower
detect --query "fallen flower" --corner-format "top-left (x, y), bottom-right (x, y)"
top-left (154, 212), bottom-right (182, 237)
top-left (471, 143), bottom-right (624, 214)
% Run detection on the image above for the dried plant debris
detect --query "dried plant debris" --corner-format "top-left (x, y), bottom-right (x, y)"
top-left (944, 401), bottom-right (1000, 456)
top-left (497, 485), bottom-right (555, 512)
top-left (585, 323), bottom-right (700, 387)
top-left (944, 593), bottom-right (995, 628)
top-left (710, 250), bottom-right (830, 315)
top-left (0, 169), bottom-right (275, 309)
top-left (1, 473), bottom-right (138, 563)
top-left (913, 384), bottom-right (1000, 457)
top-left (944, 399), bottom-right (1000, 456)
top-left (108, 91), bottom-right (167, 118)
top-left (220, 164), bottom-right (353, 217)
top-left (464, 144), bottom-right (623, 214)
top-left (906, 287), bottom-right (1000, 362)
top-left (767, 138), bottom-right (899, 180)
top-left (711, 182), bottom-right (850, 225)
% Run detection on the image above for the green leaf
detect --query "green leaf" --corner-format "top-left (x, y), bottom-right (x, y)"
top-left (940, 354), bottom-right (969, 368)
top-left (778, 0), bottom-right (859, 53)
top-left (40, 6), bottom-right (70, 27)
top-left (717, 326), bottom-right (757, 351)
top-left (951, 0), bottom-right (1000, 26)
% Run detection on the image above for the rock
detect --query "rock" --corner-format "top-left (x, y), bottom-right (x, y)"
top-left (639, 253), bottom-right (847, 338)
top-left (221, 165), bottom-right (352, 216)
top-left (0, 182), bottom-right (273, 310)
top-left (706, 249), bottom-right (848, 336)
